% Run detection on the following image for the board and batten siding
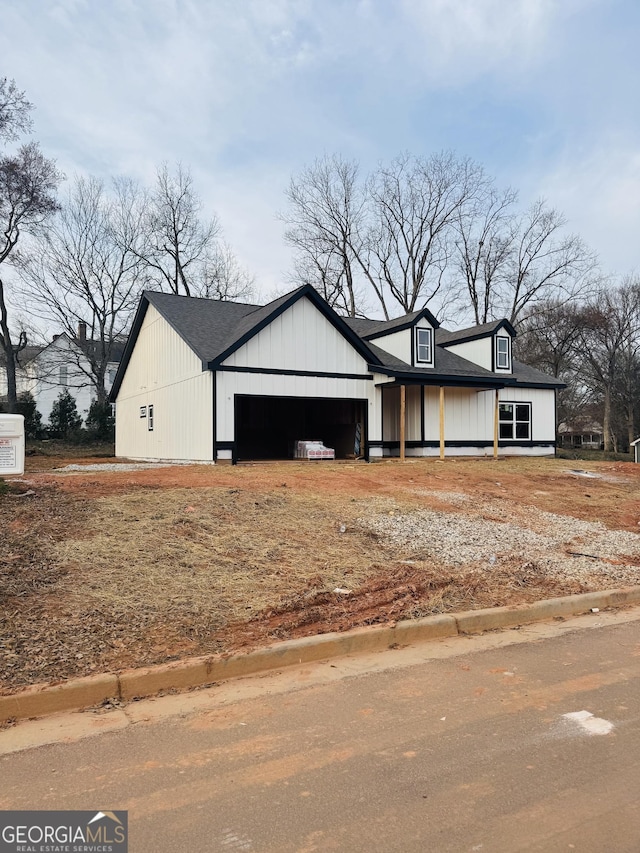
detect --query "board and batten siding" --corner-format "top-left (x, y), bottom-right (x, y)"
top-left (115, 304), bottom-right (213, 461)
top-left (443, 338), bottom-right (492, 371)
top-left (370, 329), bottom-right (411, 365)
top-left (217, 296), bottom-right (380, 445)
top-left (223, 297), bottom-right (369, 374)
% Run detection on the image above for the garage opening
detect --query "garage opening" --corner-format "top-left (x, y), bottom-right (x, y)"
top-left (234, 395), bottom-right (367, 461)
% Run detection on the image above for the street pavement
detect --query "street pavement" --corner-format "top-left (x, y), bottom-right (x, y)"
top-left (1, 609), bottom-right (640, 852)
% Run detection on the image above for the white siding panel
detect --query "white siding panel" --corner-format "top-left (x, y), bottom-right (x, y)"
top-left (216, 371), bottom-right (376, 443)
top-left (444, 339), bottom-right (492, 371)
top-left (115, 305), bottom-right (213, 460)
top-left (498, 387), bottom-right (556, 442)
top-left (370, 329), bottom-right (411, 365)
top-left (382, 386), bottom-right (421, 440)
top-left (223, 297), bottom-right (370, 374)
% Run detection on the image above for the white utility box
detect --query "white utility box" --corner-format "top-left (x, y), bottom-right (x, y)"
top-left (0, 414), bottom-right (25, 475)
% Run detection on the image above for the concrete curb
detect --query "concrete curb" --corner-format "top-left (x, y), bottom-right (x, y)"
top-left (2, 587), bottom-right (640, 724)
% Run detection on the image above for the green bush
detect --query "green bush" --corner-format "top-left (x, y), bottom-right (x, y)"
top-left (85, 399), bottom-right (115, 442)
top-left (48, 389), bottom-right (82, 440)
top-left (0, 391), bottom-right (44, 439)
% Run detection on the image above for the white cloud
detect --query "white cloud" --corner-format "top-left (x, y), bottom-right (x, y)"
top-left (537, 134), bottom-right (640, 274)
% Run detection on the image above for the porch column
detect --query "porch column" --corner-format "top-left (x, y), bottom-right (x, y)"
top-left (493, 389), bottom-right (499, 459)
top-left (439, 386), bottom-right (445, 460)
top-left (400, 384), bottom-right (406, 461)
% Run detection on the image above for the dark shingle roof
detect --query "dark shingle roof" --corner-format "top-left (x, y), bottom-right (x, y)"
top-left (345, 306), bottom-right (439, 340)
top-left (144, 290), bottom-right (261, 363)
top-left (111, 287), bottom-right (563, 400)
top-left (436, 318), bottom-right (516, 346)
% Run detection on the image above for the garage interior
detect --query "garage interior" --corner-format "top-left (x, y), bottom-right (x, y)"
top-left (234, 395), bottom-right (367, 461)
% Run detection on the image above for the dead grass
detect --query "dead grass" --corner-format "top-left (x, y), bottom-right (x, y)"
top-left (1, 456), bottom-right (640, 692)
top-left (54, 487), bottom-right (395, 624)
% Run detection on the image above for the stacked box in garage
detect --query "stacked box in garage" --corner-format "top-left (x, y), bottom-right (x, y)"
top-left (295, 440), bottom-right (335, 460)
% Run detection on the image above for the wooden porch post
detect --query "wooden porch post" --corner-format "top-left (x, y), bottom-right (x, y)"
top-left (439, 386), bottom-right (445, 460)
top-left (493, 389), bottom-right (499, 459)
top-left (400, 384), bottom-right (406, 461)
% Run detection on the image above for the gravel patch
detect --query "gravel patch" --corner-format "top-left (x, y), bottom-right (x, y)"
top-left (53, 462), bottom-right (184, 473)
top-left (360, 503), bottom-right (640, 585)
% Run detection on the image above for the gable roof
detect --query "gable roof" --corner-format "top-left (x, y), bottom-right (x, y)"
top-left (345, 306), bottom-right (440, 340)
top-left (436, 318), bottom-right (517, 347)
top-left (111, 287), bottom-right (563, 401)
top-left (110, 285), bottom-right (383, 400)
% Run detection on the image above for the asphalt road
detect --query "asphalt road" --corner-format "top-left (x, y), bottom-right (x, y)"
top-left (2, 612), bottom-right (640, 852)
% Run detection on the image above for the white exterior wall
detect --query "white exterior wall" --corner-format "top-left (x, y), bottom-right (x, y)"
top-left (381, 385), bottom-right (422, 441)
top-left (216, 372), bottom-right (377, 442)
top-left (217, 297), bottom-right (380, 451)
top-left (382, 384), bottom-right (556, 457)
top-left (423, 388), bottom-right (494, 442)
top-left (498, 387), bottom-right (556, 442)
top-left (369, 329), bottom-right (411, 364)
top-left (115, 305), bottom-right (213, 461)
top-left (444, 338), bottom-right (492, 370)
top-left (223, 298), bottom-right (368, 373)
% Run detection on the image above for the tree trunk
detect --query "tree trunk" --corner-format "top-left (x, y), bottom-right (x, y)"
top-left (602, 385), bottom-right (613, 452)
top-left (0, 279), bottom-right (17, 412)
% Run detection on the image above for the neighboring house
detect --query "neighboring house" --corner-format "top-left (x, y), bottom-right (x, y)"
top-left (0, 345), bottom-right (44, 401)
top-left (557, 420), bottom-right (604, 450)
top-left (111, 285), bottom-right (563, 463)
top-left (5, 325), bottom-right (126, 426)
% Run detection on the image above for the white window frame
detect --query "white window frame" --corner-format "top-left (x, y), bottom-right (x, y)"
top-left (498, 402), bottom-right (531, 441)
top-left (59, 365), bottom-right (68, 386)
top-left (495, 335), bottom-right (511, 371)
top-left (415, 327), bottom-right (433, 366)
top-left (148, 404), bottom-right (154, 431)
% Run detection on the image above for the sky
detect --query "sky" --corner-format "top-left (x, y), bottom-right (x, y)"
top-left (2, 0), bottom-right (640, 308)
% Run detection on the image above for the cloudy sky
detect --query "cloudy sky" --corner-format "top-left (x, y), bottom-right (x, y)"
top-left (2, 0), bottom-right (639, 304)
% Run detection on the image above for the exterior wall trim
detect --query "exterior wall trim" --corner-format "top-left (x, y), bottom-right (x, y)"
top-left (217, 365), bottom-right (373, 381)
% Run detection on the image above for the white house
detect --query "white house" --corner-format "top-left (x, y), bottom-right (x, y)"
top-left (1, 326), bottom-right (125, 426)
top-left (110, 285), bottom-right (564, 463)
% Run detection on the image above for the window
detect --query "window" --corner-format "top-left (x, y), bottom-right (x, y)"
top-left (59, 365), bottom-right (68, 386)
top-left (140, 406), bottom-right (147, 418)
top-left (495, 336), bottom-right (511, 370)
top-left (148, 404), bottom-right (154, 431)
top-left (415, 327), bottom-right (433, 365)
top-left (499, 402), bottom-right (531, 440)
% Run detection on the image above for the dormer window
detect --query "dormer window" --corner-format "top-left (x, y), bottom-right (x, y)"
top-left (495, 336), bottom-right (511, 371)
top-left (415, 327), bottom-right (433, 366)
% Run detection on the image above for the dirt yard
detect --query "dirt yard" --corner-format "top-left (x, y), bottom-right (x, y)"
top-left (2, 454), bottom-right (640, 693)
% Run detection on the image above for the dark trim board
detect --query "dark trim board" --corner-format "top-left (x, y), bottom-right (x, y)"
top-left (217, 365), bottom-right (373, 381)
top-left (373, 440), bottom-right (556, 450)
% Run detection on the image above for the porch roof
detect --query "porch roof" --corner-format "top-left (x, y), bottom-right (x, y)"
top-left (367, 343), bottom-right (565, 389)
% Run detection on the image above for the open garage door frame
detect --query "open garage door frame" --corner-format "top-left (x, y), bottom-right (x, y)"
top-left (233, 394), bottom-right (368, 463)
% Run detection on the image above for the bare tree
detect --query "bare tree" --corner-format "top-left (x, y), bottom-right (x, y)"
top-left (453, 183), bottom-right (518, 324)
top-left (282, 155), bottom-right (366, 317)
top-left (200, 241), bottom-right (255, 302)
top-left (515, 299), bottom-right (590, 430)
top-left (283, 152), bottom-right (484, 319)
top-left (0, 78), bottom-right (61, 412)
top-left (0, 77), bottom-right (33, 142)
top-left (507, 201), bottom-right (595, 325)
top-left (139, 162), bottom-right (220, 297)
top-left (364, 152), bottom-right (484, 316)
top-left (578, 279), bottom-right (640, 452)
top-left (17, 175), bottom-right (145, 402)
